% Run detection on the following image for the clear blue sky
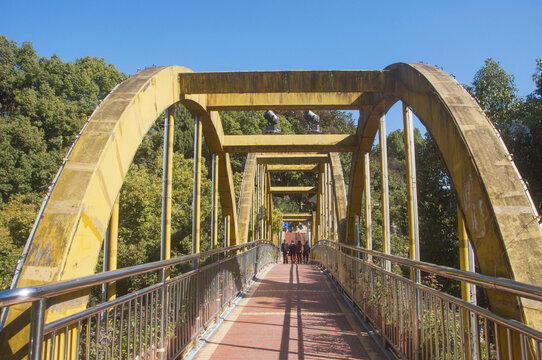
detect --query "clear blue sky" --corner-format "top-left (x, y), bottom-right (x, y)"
top-left (3, 0), bottom-right (541, 132)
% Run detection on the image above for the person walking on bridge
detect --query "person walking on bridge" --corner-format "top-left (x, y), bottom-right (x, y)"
top-left (289, 240), bottom-right (297, 264)
top-left (303, 240), bottom-right (311, 264)
top-left (296, 239), bottom-right (303, 264)
top-left (281, 240), bottom-right (289, 264)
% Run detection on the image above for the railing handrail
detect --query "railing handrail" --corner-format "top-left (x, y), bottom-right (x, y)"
top-left (0, 240), bottom-right (276, 308)
top-left (314, 239), bottom-right (542, 302)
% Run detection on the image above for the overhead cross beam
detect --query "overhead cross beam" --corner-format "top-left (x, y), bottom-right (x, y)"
top-left (179, 70), bottom-right (395, 94)
top-left (283, 213), bottom-right (313, 222)
top-left (270, 186), bottom-right (318, 194)
top-left (206, 92), bottom-right (371, 110)
top-left (257, 154), bottom-right (330, 165)
top-left (267, 164), bottom-right (320, 172)
top-left (223, 134), bottom-right (358, 153)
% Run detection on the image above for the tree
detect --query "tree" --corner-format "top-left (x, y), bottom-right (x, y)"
top-left (468, 58), bottom-right (521, 125)
top-left (468, 58), bottom-right (542, 212)
top-left (0, 35), bottom-right (125, 290)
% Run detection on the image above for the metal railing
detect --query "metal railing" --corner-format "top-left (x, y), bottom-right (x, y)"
top-left (312, 240), bottom-right (542, 360)
top-left (0, 240), bottom-right (280, 360)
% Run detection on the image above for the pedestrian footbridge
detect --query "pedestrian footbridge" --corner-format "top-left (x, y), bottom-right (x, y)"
top-left (1, 64), bottom-right (541, 359)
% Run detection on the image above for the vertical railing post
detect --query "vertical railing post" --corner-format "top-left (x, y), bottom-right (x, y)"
top-left (29, 298), bottom-right (46, 360)
top-left (379, 115), bottom-right (391, 271)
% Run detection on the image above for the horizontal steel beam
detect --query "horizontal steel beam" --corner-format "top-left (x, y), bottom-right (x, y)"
top-left (206, 92), bottom-right (372, 110)
top-left (267, 164), bottom-right (320, 172)
top-left (179, 70), bottom-right (394, 94)
top-left (257, 154), bottom-right (329, 165)
top-left (283, 213), bottom-right (313, 222)
top-left (223, 135), bottom-right (357, 153)
top-left (270, 186), bottom-right (318, 194)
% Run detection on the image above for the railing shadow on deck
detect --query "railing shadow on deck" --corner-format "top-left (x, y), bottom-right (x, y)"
top-left (0, 240), bottom-right (280, 360)
top-left (312, 240), bottom-right (542, 360)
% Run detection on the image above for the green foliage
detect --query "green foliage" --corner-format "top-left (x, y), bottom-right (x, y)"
top-left (469, 58), bottom-right (542, 212)
top-left (469, 58), bottom-right (521, 124)
top-left (0, 35), bottom-right (125, 290)
top-left (271, 209), bottom-right (283, 234)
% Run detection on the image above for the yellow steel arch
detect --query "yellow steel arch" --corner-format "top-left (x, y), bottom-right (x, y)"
top-left (1, 66), bottom-right (196, 357)
top-left (346, 63), bottom-right (542, 331)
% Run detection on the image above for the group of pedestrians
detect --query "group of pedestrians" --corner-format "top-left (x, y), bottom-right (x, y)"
top-left (281, 239), bottom-right (310, 264)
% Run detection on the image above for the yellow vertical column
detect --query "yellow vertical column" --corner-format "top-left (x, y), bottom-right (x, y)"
top-left (192, 115), bottom-right (202, 256)
top-left (458, 206), bottom-right (474, 360)
top-left (164, 106), bottom-right (174, 277)
top-left (311, 211), bottom-right (316, 246)
top-left (317, 166), bottom-right (323, 241)
top-left (196, 117), bottom-right (202, 254)
top-left (107, 195), bottom-right (119, 300)
top-left (225, 216), bottom-right (230, 247)
top-left (458, 207), bottom-right (471, 301)
top-left (403, 104), bottom-right (420, 280)
top-left (325, 164), bottom-right (329, 239)
top-left (259, 164), bottom-right (264, 240)
top-left (364, 153), bottom-right (372, 261)
top-left (265, 166), bottom-right (270, 240)
top-left (250, 184), bottom-right (256, 241)
top-left (213, 154), bottom-right (219, 249)
top-left (379, 115), bottom-right (391, 271)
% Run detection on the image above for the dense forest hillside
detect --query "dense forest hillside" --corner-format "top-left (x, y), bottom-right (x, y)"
top-left (1, 35), bottom-right (540, 296)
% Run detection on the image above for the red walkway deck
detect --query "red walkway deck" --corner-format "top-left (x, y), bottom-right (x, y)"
top-left (195, 264), bottom-right (386, 360)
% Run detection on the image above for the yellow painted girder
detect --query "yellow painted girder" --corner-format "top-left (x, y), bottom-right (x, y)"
top-left (179, 70), bottom-right (395, 94)
top-left (270, 186), bottom-right (318, 194)
top-left (256, 154), bottom-right (329, 165)
top-left (267, 164), bottom-right (320, 172)
top-left (329, 153), bottom-right (348, 243)
top-left (237, 153), bottom-right (258, 244)
top-left (207, 92), bottom-right (371, 110)
top-left (283, 213), bottom-right (313, 222)
top-left (223, 134), bottom-right (357, 153)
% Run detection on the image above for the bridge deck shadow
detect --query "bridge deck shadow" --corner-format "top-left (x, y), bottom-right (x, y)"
top-left (194, 263), bottom-right (386, 360)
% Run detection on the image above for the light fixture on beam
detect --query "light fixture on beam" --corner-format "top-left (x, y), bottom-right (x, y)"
top-left (263, 110), bottom-right (280, 134)
top-left (304, 110), bottom-right (321, 134)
